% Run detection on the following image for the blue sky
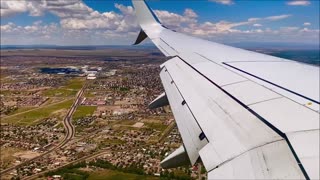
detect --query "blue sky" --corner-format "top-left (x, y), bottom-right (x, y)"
top-left (1, 0), bottom-right (319, 45)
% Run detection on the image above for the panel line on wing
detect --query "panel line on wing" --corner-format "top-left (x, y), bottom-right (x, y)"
top-left (246, 96), bottom-right (284, 107)
top-left (193, 52), bottom-right (319, 112)
top-left (176, 55), bottom-right (310, 179)
top-left (158, 45), bottom-right (170, 56)
top-left (223, 62), bottom-right (320, 105)
top-left (177, 56), bottom-right (285, 137)
top-left (160, 38), bottom-right (179, 54)
top-left (220, 80), bottom-right (249, 87)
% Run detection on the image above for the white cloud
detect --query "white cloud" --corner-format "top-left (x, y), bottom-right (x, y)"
top-left (300, 28), bottom-right (319, 33)
top-left (0, 22), bottom-right (16, 32)
top-left (248, 18), bottom-right (261, 22)
top-left (280, 26), bottom-right (300, 32)
top-left (209, 0), bottom-right (234, 5)
top-left (287, 0), bottom-right (311, 6)
top-left (0, 1), bottom-right (28, 17)
top-left (154, 9), bottom-right (197, 29)
top-left (154, 10), bottom-right (318, 44)
top-left (265, 14), bottom-right (291, 21)
top-left (184, 8), bottom-right (198, 18)
top-left (303, 22), bottom-right (311, 26)
top-left (1, 1), bottom-right (318, 45)
top-left (253, 24), bottom-right (263, 27)
top-left (0, 1), bottom-right (141, 45)
top-left (1, 21), bottom-right (59, 41)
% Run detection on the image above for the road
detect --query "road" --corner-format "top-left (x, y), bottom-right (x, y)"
top-left (0, 84), bottom-right (85, 176)
top-left (59, 86), bottom-right (85, 147)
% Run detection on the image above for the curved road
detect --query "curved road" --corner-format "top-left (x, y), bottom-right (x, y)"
top-left (0, 84), bottom-right (85, 176)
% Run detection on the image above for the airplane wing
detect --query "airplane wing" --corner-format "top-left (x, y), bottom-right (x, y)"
top-left (132, 1), bottom-right (319, 179)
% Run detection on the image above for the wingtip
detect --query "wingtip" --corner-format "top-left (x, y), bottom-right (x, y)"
top-left (132, 0), bottom-right (161, 27)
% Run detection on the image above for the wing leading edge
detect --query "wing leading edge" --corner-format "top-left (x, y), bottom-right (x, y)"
top-left (132, 1), bottom-right (319, 179)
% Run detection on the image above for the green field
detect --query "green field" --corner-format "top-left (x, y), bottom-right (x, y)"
top-left (73, 106), bottom-right (97, 120)
top-left (99, 138), bottom-right (125, 146)
top-left (2, 99), bottom-right (74, 125)
top-left (43, 88), bottom-right (78, 97)
top-left (0, 90), bottom-right (34, 96)
top-left (7, 107), bottom-right (36, 115)
top-left (43, 78), bottom-right (84, 97)
top-left (65, 78), bottom-right (85, 90)
top-left (88, 170), bottom-right (159, 180)
top-left (144, 122), bottom-right (167, 131)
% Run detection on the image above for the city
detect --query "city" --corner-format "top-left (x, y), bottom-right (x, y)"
top-left (0, 48), bottom-right (205, 180)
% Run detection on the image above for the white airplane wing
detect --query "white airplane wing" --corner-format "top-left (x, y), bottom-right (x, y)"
top-left (132, 1), bottom-right (319, 179)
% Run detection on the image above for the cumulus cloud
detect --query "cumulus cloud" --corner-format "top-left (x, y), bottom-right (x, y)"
top-left (184, 8), bottom-right (198, 18)
top-left (0, 22), bottom-right (16, 32)
top-left (0, 21), bottom-right (59, 45)
top-left (1, 0), bottom-right (142, 45)
top-left (209, 0), bottom-right (234, 5)
top-left (1, 0), bottom-right (139, 32)
top-left (1, 1), bottom-right (29, 17)
top-left (154, 9), bottom-right (197, 29)
top-left (287, 0), bottom-right (311, 6)
top-left (0, 1), bottom-right (318, 45)
top-left (154, 10), bottom-right (318, 44)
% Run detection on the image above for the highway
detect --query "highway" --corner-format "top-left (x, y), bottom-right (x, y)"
top-left (59, 86), bottom-right (85, 147)
top-left (0, 83), bottom-right (85, 176)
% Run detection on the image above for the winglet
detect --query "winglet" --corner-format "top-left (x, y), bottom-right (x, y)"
top-left (133, 29), bottom-right (148, 45)
top-left (132, 0), bottom-right (161, 28)
top-left (132, 0), bottom-right (165, 46)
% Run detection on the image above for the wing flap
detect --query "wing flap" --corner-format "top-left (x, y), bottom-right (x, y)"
top-left (206, 140), bottom-right (304, 179)
top-left (148, 92), bottom-right (169, 109)
top-left (160, 57), bottom-right (208, 164)
top-left (160, 145), bottom-right (190, 169)
top-left (286, 130), bottom-right (320, 179)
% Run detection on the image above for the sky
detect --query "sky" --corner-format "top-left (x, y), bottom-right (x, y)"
top-left (0, 0), bottom-right (319, 46)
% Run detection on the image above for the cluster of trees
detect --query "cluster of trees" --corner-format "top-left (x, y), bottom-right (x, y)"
top-left (0, 104), bottom-right (18, 115)
top-left (45, 159), bottom-right (146, 179)
top-left (45, 159), bottom-right (193, 180)
top-left (45, 161), bottom-right (88, 180)
top-left (89, 159), bottom-right (144, 175)
top-left (160, 169), bottom-right (192, 180)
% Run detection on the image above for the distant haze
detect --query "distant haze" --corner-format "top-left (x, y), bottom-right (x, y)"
top-left (1, 42), bottom-right (319, 50)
